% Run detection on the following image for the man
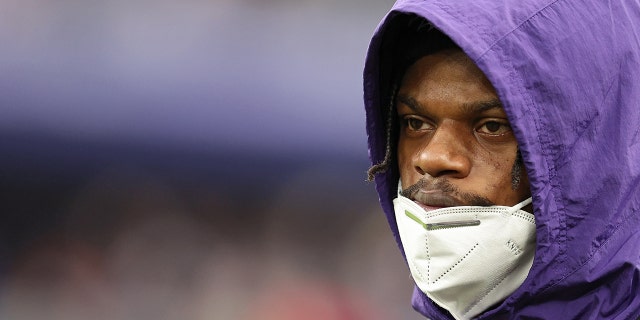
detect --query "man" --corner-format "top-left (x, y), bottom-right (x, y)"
top-left (363, 0), bottom-right (640, 319)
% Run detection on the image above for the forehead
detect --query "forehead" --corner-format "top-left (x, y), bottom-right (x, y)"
top-left (398, 49), bottom-right (499, 109)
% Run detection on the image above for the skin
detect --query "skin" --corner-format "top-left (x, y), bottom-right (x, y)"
top-left (397, 49), bottom-right (531, 211)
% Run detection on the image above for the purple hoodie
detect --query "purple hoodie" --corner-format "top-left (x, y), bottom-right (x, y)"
top-left (364, 0), bottom-right (640, 319)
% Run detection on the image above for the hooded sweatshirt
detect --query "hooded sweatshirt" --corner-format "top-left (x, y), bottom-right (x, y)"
top-left (363, 0), bottom-right (640, 319)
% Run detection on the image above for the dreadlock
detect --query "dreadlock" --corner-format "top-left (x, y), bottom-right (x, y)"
top-left (367, 84), bottom-right (398, 182)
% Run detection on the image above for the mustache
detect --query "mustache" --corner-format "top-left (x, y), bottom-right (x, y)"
top-left (400, 178), bottom-right (495, 207)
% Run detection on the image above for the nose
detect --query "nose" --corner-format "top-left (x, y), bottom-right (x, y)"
top-left (412, 125), bottom-right (471, 178)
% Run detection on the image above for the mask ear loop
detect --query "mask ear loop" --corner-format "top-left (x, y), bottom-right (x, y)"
top-left (511, 197), bottom-right (533, 212)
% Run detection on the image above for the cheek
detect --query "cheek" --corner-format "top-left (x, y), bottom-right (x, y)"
top-left (516, 168), bottom-right (532, 200)
top-left (476, 144), bottom-right (514, 171)
top-left (397, 141), bottom-right (413, 184)
top-left (475, 152), bottom-right (519, 202)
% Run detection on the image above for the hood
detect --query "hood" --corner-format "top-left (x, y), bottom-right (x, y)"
top-left (364, 0), bottom-right (640, 319)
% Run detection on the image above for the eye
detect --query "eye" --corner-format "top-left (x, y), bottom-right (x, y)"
top-left (401, 115), bottom-right (432, 132)
top-left (477, 121), bottom-right (511, 135)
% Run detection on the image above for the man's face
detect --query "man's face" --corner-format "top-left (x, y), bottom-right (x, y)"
top-left (397, 49), bottom-right (531, 210)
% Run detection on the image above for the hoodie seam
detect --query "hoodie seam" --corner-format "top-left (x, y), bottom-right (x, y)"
top-left (538, 207), bottom-right (633, 296)
top-left (477, 0), bottom-right (564, 60)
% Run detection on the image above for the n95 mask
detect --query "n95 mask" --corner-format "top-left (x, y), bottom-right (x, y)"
top-left (393, 186), bottom-right (536, 320)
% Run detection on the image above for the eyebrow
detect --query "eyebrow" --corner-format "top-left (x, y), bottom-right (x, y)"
top-left (397, 94), bottom-right (504, 114)
top-left (396, 94), bottom-right (422, 112)
top-left (461, 99), bottom-right (504, 114)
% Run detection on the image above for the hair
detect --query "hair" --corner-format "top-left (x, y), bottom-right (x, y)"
top-left (511, 150), bottom-right (523, 190)
top-left (367, 84), bottom-right (397, 181)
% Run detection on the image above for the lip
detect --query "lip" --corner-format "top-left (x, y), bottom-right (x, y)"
top-left (413, 201), bottom-right (447, 212)
top-left (411, 189), bottom-right (465, 211)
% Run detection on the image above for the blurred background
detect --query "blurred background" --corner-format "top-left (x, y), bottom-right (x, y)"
top-left (0, 0), bottom-right (422, 319)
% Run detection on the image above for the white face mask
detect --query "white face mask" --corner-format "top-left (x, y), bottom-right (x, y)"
top-left (393, 183), bottom-right (536, 320)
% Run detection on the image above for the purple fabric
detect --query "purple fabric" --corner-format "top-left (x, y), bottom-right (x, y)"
top-left (363, 0), bottom-right (640, 319)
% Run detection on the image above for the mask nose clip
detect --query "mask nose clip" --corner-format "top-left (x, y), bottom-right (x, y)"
top-left (425, 220), bottom-right (481, 230)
